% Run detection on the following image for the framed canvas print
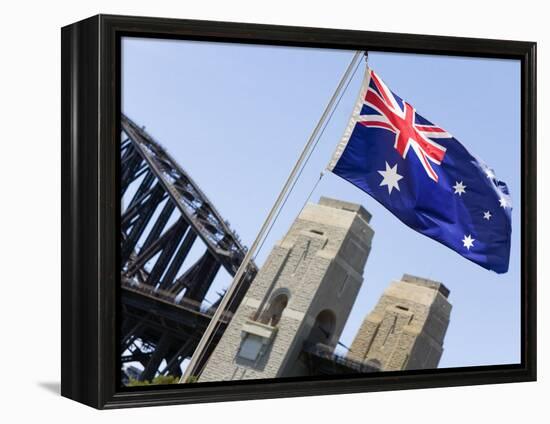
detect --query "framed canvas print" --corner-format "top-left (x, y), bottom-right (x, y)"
top-left (61, 14), bottom-right (536, 409)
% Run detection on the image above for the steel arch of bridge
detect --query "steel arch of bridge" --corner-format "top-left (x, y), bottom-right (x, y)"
top-left (120, 114), bottom-right (257, 382)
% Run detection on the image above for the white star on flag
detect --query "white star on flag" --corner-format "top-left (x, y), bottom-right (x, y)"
top-left (483, 211), bottom-right (492, 220)
top-left (499, 197), bottom-right (510, 208)
top-left (453, 181), bottom-right (466, 196)
top-left (378, 162), bottom-right (403, 194)
top-left (485, 169), bottom-right (496, 179)
top-left (462, 234), bottom-right (475, 250)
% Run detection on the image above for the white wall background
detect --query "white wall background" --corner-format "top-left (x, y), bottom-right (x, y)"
top-left (0, 0), bottom-right (545, 421)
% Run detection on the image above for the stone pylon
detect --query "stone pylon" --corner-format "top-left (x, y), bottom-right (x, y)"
top-left (348, 274), bottom-right (452, 371)
top-left (199, 197), bottom-right (374, 382)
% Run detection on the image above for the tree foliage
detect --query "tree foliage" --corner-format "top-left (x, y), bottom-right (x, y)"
top-left (127, 375), bottom-right (180, 386)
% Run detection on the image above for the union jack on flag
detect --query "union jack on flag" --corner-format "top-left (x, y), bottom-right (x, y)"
top-left (328, 66), bottom-right (512, 273)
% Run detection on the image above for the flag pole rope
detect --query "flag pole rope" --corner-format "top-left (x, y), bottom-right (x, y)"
top-left (180, 50), bottom-right (364, 383)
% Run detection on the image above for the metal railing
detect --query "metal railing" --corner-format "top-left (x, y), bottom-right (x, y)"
top-left (302, 342), bottom-right (381, 373)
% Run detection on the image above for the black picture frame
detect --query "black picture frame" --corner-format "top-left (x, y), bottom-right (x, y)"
top-left (61, 14), bottom-right (537, 409)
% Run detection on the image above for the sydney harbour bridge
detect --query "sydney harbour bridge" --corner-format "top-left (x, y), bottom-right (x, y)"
top-left (120, 114), bottom-right (258, 382)
top-left (120, 115), bottom-right (381, 383)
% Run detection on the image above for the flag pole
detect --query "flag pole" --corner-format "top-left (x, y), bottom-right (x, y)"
top-left (179, 50), bottom-right (364, 383)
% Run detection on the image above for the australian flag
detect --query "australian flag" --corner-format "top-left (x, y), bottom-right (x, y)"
top-left (328, 67), bottom-right (512, 273)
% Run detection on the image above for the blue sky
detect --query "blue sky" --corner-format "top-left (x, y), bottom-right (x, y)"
top-left (122, 37), bottom-right (521, 369)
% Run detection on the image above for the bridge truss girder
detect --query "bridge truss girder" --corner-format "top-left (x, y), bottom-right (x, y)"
top-left (120, 115), bottom-right (257, 381)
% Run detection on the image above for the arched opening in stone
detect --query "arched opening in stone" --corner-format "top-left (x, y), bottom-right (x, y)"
top-left (306, 309), bottom-right (336, 346)
top-left (260, 293), bottom-right (288, 326)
